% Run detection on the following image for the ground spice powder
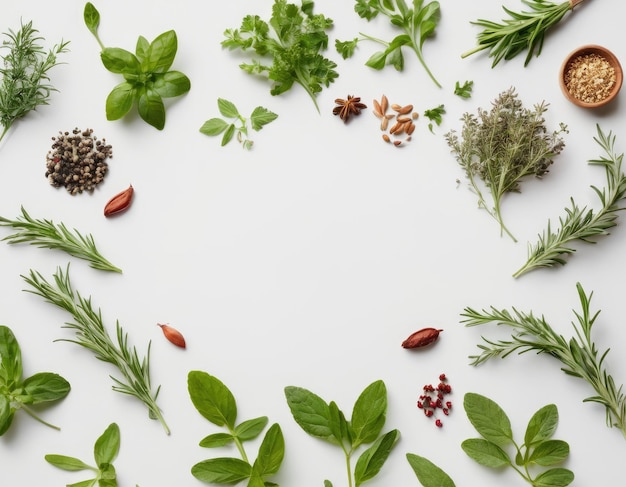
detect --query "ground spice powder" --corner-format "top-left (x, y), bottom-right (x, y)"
top-left (564, 53), bottom-right (616, 104)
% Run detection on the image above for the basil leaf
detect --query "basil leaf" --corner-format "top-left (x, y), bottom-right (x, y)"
top-left (217, 98), bottom-right (239, 119)
top-left (0, 325), bottom-right (22, 386)
top-left (351, 380), bottom-right (386, 447)
top-left (188, 371), bottom-right (237, 428)
top-left (150, 71), bottom-right (191, 98)
top-left (22, 372), bottom-right (70, 404)
top-left (135, 35), bottom-right (150, 61)
top-left (354, 429), bottom-right (399, 486)
top-left (94, 423), bottom-right (120, 467)
top-left (100, 47), bottom-right (141, 75)
top-left (105, 82), bottom-right (135, 120)
top-left (233, 416), bottom-right (268, 441)
top-left (463, 392), bottom-right (513, 445)
top-left (533, 467), bottom-right (575, 487)
top-left (199, 118), bottom-right (229, 136)
top-left (67, 480), bottom-right (97, 487)
top-left (45, 454), bottom-right (92, 471)
top-left (252, 423), bottom-right (284, 477)
top-left (461, 438), bottom-right (511, 468)
top-left (199, 432), bottom-right (234, 448)
top-left (83, 3), bottom-right (100, 38)
top-left (525, 404), bottom-right (558, 446)
top-left (528, 440), bottom-right (570, 466)
top-left (250, 106), bottom-right (278, 131)
top-left (142, 30), bottom-right (177, 73)
top-left (406, 453), bottom-right (456, 487)
top-left (284, 385), bottom-right (335, 443)
top-left (0, 394), bottom-right (15, 436)
top-left (191, 457), bottom-right (252, 483)
top-left (137, 88), bottom-right (166, 130)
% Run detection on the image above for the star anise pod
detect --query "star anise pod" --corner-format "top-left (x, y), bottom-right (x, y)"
top-left (332, 95), bottom-right (367, 123)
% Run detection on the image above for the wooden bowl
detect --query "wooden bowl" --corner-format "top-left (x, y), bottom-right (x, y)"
top-left (559, 45), bottom-right (623, 108)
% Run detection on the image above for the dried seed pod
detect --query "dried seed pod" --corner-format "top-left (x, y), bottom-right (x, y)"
top-left (157, 323), bottom-right (186, 348)
top-left (381, 117), bottom-right (390, 131)
top-left (406, 121), bottom-right (416, 135)
top-left (397, 116), bottom-right (411, 123)
top-left (391, 103), bottom-right (403, 111)
top-left (398, 104), bottom-right (414, 114)
top-left (104, 184), bottom-right (134, 217)
top-left (393, 140), bottom-right (403, 146)
top-left (402, 328), bottom-right (443, 349)
top-left (381, 95), bottom-right (388, 113)
top-left (382, 134), bottom-right (391, 143)
top-left (372, 99), bottom-right (383, 118)
top-left (389, 122), bottom-right (402, 134)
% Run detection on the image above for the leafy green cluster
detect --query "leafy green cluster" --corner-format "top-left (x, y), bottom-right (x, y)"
top-left (22, 265), bottom-right (170, 434)
top-left (462, 393), bottom-right (573, 487)
top-left (200, 98), bottom-right (278, 150)
top-left (461, 0), bottom-right (584, 67)
top-left (84, 3), bottom-right (190, 130)
top-left (462, 282), bottom-right (626, 439)
top-left (514, 125), bottom-right (626, 277)
top-left (0, 325), bottom-right (70, 435)
top-left (0, 20), bottom-right (69, 142)
top-left (445, 87), bottom-right (567, 242)
top-left (188, 371), bottom-right (284, 486)
top-left (45, 423), bottom-right (134, 487)
top-left (285, 380), bottom-right (399, 487)
top-left (423, 104), bottom-right (444, 133)
top-left (0, 206), bottom-right (122, 273)
top-left (222, 0), bottom-right (338, 111)
top-left (336, 0), bottom-right (441, 87)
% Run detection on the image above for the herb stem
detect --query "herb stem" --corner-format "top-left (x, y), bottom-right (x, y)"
top-left (19, 403), bottom-right (61, 430)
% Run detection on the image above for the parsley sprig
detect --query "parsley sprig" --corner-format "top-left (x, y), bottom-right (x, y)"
top-left (462, 282), bottom-right (626, 439)
top-left (222, 0), bottom-right (338, 112)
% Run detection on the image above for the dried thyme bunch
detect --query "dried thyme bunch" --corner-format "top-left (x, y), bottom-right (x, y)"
top-left (0, 21), bottom-right (69, 143)
top-left (445, 88), bottom-right (567, 241)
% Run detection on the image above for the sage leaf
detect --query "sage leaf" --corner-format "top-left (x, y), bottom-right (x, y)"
top-left (199, 118), bottom-right (229, 136)
top-left (351, 380), bottom-right (386, 447)
top-left (218, 98), bottom-right (239, 119)
top-left (233, 416), bottom-right (269, 441)
top-left (252, 423), bottom-right (285, 477)
top-left (533, 467), bottom-right (575, 487)
top-left (528, 440), bottom-right (570, 466)
top-left (461, 438), bottom-right (511, 468)
top-left (22, 372), bottom-right (70, 404)
top-left (191, 457), bottom-right (252, 483)
top-left (188, 371), bottom-right (237, 428)
top-left (199, 432), bottom-right (234, 448)
top-left (406, 453), bottom-right (456, 487)
top-left (284, 385), bottom-right (335, 443)
top-left (94, 423), bottom-right (120, 467)
top-left (525, 404), bottom-right (559, 446)
top-left (45, 454), bottom-right (93, 471)
top-left (354, 429), bottom-right (400, 486)
top-left (463, 392), bottom-right (513, 445)
top-left (250, 106), bottom-right (278, 131)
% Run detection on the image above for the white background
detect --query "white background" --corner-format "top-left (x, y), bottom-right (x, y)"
top-left (1, 0), bottom-right (625, 485)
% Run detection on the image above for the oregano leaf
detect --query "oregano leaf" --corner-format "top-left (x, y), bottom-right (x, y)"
top-left (191, 457), bottom-right (252, 483)
top-left (249, 106), bottom-right (277, 131)
top-left (188, 371), bottom-right (237, 428)
top-left (463, 392), bottom-right (513, 445)
top-left (461, 438), bottom-right (511, 468)
top-left (354, 429), bottom-right (399, 486)
top-left (406, 453), bottom-right (456, 487)
top-left (199, 118), bottom-right (229, 136)
top-left (284, 385), bottom-right (335, 443)
top-left (218, 98), bottom-right (239, 119)
top-left (525, 404), bottom-right (559, 446)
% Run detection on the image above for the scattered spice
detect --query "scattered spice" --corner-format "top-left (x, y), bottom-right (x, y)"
top-left (417, 373), bottom-right (452, 427)
top-left (104, 184), bottom-right (134, 217)
top-left (373, 94), bottom-right (418, 147)
top-left (332, 95), bottom-right (367, 123)
top-left (402, 327), bottom-right (442, 349)
top-left (45, 128), bottom-right (112, 195)
top-left (157, 323), bottom-right (186, 349)
top-left (564, 52), bottom-right (616, 104)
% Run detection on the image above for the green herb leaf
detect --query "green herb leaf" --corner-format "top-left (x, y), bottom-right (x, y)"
top-left (105, 82), bottom-right (135, 121)
top-left (83, 3), bottom-right (100, 39)
top-left (94, 423), bottom-right (120, 467)
top-left (533, 467), bottom-right (575, 487)
top-left (22, 372), bottom-right (70, 404)
top-left (199, 432), bottom-right (234, 448)
top-left (463, 393), bottom-right (513, 445)
top-left (250, 106), bottom-right (278, 131)
top-left (424, 104), bottom-right (445, 133)
top-left (218, 98), bottom-right (240, 119)
top-left (188, 371), bottom-right (237, 428)
top-left (528, 440), bottom-right (570, 466)
top-left (525, 404), bottom-right (559, 446)
top-left (252, 423), bottom-right (285, 477)
top-left (354, 429), bottom-right (400, 486)
top-left (0, 395), bottom-right (15, 436)
top-left (100, 47), bottom-right (141, 76)
top-left (454, 80), bottom-right (473, 98)
top-left (150, 71), bottom-right (190, 98)
top-left (284, 385), bottom-right (335, 443)
top-left (351, 379), bottom-right (386, 447)
top-left (67, 480), bottom-right (98, 487)
top-left (406, 453), bottom-right (456, 487)
top-left (0, 325), bottom-right (22, 385)
top-left (141, 30), bottom-right (177, 73)
top-left (335, 38), bottom-right (359, 59)
top-left (45, 454), bottom-right (93, 472)
top-left (221, 124), bottom-right (236, 146)
top-left (234, 416), bottom-right (269, 441)
top-left (461, 438), bottom-right (511, 468)
top-left (191, 457), bottom-right (252, 483)
top-left (137, 88), bottom-right (166, 129)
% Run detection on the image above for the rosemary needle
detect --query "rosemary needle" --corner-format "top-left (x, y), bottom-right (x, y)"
top-left (0, 206), bottom-right (122, 273)
top-left (22, 265), bottom-right (170, 435)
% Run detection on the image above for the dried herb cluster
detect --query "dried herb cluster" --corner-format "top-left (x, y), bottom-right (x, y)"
top-left (45, 128), bottom-right (112, 194)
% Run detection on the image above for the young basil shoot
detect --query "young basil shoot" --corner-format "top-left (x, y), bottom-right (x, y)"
top-left (336, 0), bottom-right (442, 88)
top-left (0, 21), bottom-right (69, 143)
top-left (188, 371), bottom-right (284, 485)
top-left (83, 2), bottom-right (190, 130)
top-left (45, 423), bottom-right (125, 486)
top-left (222, 0), bottom-right (338, 112)
top-left (462, 393), bottom-right (574, 487)
top-left (0, 325), bottom-right (70, 435)
top-left (285, 379), bottom-right (400, 487)
top-left (200, 98), bottom-right (278, 150)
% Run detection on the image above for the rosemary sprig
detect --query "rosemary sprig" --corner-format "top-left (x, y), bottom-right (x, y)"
top-left (0, 20), bottom-right (69, 142)
top-left (22, 265), bottom-right (170, 435)
top-left (514, 125), bottom-right (626, 277)
top-left (461, 282), bottom-right (626, 439)
top-left (0, 206), bottom-right (122, 273)
top-left (461, 0), bottom-right (586, 67)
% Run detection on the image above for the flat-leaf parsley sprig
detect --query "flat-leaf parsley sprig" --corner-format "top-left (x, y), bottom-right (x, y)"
top-left (514, 125), bottom-right (626, 278)
top-left (222, 0), bottom-right (338, 112)
top-left (461, 282), bottom-right (626, 439)
top-left (22, 265), bottom-right (170, 435)
top-left (0, 206), bottom-right (122, 273)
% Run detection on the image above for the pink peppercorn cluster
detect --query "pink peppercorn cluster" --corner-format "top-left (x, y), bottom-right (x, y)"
top-left (417, 373), bottom-right (452, 427)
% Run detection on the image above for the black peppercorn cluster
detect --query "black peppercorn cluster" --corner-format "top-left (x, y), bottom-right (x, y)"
top-left (45, 128), bottom-right (112, 195)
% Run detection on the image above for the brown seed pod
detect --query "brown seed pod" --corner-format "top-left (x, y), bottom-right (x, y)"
top-left (104, 184), bottom-right (134, 217)
top-left (157, 323), bottom-right (186, 349)
top-left (402, 328), bottom-right (443, 349)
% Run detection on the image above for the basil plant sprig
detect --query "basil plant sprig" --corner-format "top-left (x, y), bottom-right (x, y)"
top-left (285, 379), bottom-right (400, 487)
top-left (0, 325), bottom-right (70, 435)
top-left (83, 2), bottom-right (190, 130)
top-left (188, 371), bottom-right (285, 486)
top-left (462, 393), bottom-right (574, 487)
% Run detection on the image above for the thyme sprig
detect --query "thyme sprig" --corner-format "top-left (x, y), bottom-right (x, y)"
top-left (0, 20), bottom-right (69, 142)
top-left (22, 265), bottom-right (170, 435)
top-left (461, 282), bottom-right (626, 439)
top-left (514, 125), bottom-right (626, 277)
top-left (0, 206), bottom-right (122, 273)
top-left (461, 0), bottom-right (586, 67)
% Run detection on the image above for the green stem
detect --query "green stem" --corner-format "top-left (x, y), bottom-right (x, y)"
top-left (344, 450), bottom-right (353, 487)
top-left (19, 404), bottom-right (61, 430)
top-left (0, 124), bottom-right (9, 143)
